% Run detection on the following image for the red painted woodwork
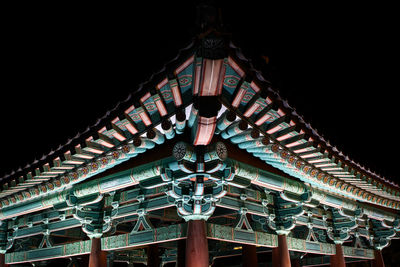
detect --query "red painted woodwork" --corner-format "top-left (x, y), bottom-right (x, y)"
top-left (89, 237), bottom-right (107, 267)
top-left (330, 243), bottom-right (346, 267)
top-left (147, 244), bottom-right (160, 267)
top-left (186, 220), bottom-right (209, 267)
top-left (242, 244), bottom-right (258, 267)
top-left (372, 250), bottom-right (385, 267)
top-left (193, 116), bottom-right (217, 146)
top-left (278, 234), bottom-right (291, 267)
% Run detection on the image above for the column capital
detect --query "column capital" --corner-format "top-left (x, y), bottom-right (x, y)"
top-left (276, 229), bottom-right (291, 236)
top-left (327, 207), bottom-right (357, 244)
top-left (87, 233), bottom-right (104, 239)
top-left (370, 219), bottom-right (395, 250)
top-left (73, 199), bottom-right (111, 239)
top-left (332, 240), bottom-right (344, 245)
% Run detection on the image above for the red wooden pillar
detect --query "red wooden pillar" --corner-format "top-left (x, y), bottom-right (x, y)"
top-left (330, 243), bottom-right (346, 267)
top-left (89, 237), bottom-right (107, 267)
top-left (277, 234), bottom-right (291, 267)
top-left (372, 250), bottom-right (385, 267)
top-left (242, 244), bottom-right (258, 267)
top-left (186, 220), bottom-right (209, 267)
top-left (147, 244), bottom-right (160, 267)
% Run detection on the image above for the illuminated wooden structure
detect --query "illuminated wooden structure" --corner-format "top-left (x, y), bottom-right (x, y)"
top-left (0, 6), bottom-right (398, 267)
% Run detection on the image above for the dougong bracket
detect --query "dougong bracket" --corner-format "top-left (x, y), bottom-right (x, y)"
top-left (166, 141), bottom-right (229, 221)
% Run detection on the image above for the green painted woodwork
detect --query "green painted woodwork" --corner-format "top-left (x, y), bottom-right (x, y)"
top-left (0, 159), bottom-right (175, 220)
top-left (9, 209), bottom-right (74, 230)
top-left (1, 25), bottom-right (400, 264)
top-left (370, 219), bottom-right (396, 250)
top-left (0, 143), bottom-right (152, 208)
top-left (2, 221), bottom-right (377, 264)
top-left (2, 155), bottom-right (398, 244)
top-left (0, 150), bottom-right (399, 257)
top-left (13, 217), bottom-right (81, 239)
top-left (206, 223), bottom-right (373, 259)
top-left (2, 40), bottom-right (400, 221)
top-left (4, 191), bottom-right (376, 245)
top-left (286, 236), bottom-right (335, 255)
top-left (101, 224), bottom-right (187, 251)
top-left (163, 142), bottom-right (230, 220)
top-left (272, 194), bottom-right (304, 234)
top-left (5, 224), bottom-right (186, 264)
top-left (327, 208), bottom-right (358, 244)
top-left (218, 195), bottom-right (267, 216)
top-left (207, 223), bottom-right (278, 247)
top-left (225, 158), bottom-right (398, 222)
top-left (74, 200), bottom-right (109, 239)
top-left (5, 239), bottom-right (91, 264)
top-left (111, 195), bottom-right (174, 220)
top-left (342, 245), bottom-right (374, 259)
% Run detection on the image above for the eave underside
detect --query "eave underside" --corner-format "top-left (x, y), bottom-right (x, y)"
top-left (1, 40), bottom-right (397, 212)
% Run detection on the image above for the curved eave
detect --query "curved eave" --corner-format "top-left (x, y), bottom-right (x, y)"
top-left (225, 41), bottom-right (400, 204)
top-left (0, 38), bottom-right (198, 206)
top-left (0, 36), bottom-right (398, 211)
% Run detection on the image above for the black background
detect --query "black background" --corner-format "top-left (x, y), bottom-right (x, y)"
top-left (1, 2), bottom-right (398, 185)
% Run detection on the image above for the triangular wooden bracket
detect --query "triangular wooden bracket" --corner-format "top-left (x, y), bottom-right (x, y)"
top-left (306, 211), bottom-right (318, 242)
top-left (131, 209), bottom-right (154, 234)
top-left (306, 227), bottom-right (318, 242)
top-left (39, 230), bottom-right (53, 248)
top-left (234, 208), bottom-right (253, 232)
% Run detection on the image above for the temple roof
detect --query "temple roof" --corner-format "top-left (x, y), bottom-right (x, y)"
top-left (1, 23), bottom-right (399, 213)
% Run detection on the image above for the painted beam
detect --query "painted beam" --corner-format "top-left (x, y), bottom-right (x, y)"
top-left (14, 217), bottom-right (81, 239)
top-left (101, 224), bottom-right (187, 251)
top-left (5, 224), bottom-right (186, 264)
top-left (206, 223), bottom-right (374, 259)
top-left (112, 195), bottom-right (174, 219)
top-left (5, 239), bottom-right (92, 264)
top-left (4, 221), bottom-right (374, 264)
top-left (0, 141), bottom-right (160, 211)
top-left (0, 158), bottom-right (175, 220)
top-left (226, 158), bottom-right (398, 222)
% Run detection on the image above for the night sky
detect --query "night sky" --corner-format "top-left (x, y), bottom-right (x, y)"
top-left (1, 3), bottom-right (398, 185)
